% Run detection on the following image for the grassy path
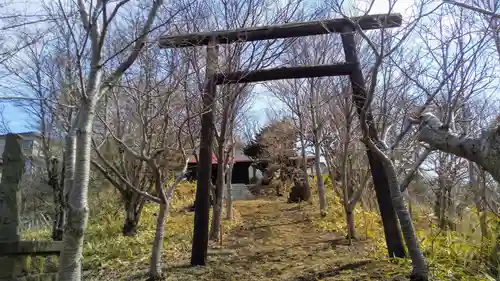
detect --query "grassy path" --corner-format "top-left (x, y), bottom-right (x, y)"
top-left (84, 198), bottom-right (409, 280)
top-left (163, 199), bottom-right (408, 281)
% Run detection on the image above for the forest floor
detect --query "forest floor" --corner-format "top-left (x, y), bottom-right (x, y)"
top-left (84, 197), bottom-right (411, 281)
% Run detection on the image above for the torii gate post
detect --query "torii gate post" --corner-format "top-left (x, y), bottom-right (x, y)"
top-left (158, 13), bottom-right (405, 266)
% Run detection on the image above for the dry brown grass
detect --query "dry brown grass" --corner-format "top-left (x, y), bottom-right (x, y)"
top-left (84, 197), bottom-right (410, 281)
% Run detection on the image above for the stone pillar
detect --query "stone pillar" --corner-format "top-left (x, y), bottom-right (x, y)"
top-left (0, 133), bottom-right (26, 279)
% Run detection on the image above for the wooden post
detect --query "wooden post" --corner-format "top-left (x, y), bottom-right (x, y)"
top-left (191, 36), bottom-right (219, 266)
top-left (0, 134), bottom-right (26, 280)
top-left (340, 30), bottom-right (406, 258)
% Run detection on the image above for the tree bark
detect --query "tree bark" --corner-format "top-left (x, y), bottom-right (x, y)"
top-left (341, 123), bottom-right (352, 242)
top-left (148, 170), bottom-right (168, 280)
top-left (346, 205), bottom-right (356, 243)
top-left (489, 220), bottom-right (500, 279)
top-left (147, 155), bottom-right (192, 279)
top-left (122, 192), bottom-right (145, 236)
top-left (477, 169), bottom-right (489, 240)
top-left (148, 201), bottom-right (167, 280)
top-left (297, 113), bottom-right (311, 198)
top-left (59, 105), bottom-right (93, 281)
top-left (209, 141), bottom-right (225, 241)
top-left (314, 135), bottom-right (327, 216)
top-left (225, 145), bottom-right (234, 220)
top-left (414, 113), bottom-right (500, 183)
top-left (309, 80), bottom-right (327, 214)
top-left (50, 158), bottom-right (65, 241)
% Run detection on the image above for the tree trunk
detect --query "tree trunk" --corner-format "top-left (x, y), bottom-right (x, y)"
top-left (50, 158), bottom-right (65, 241)
top-left (209, 142), bottom-right (225, 241)
top-left (309, 80), bottom-right (327, 214)
top-left (405, 189), bottom-right (413, 221)
top-left (435, 177), bottom-right (447, 229)
top-left (341, 127), bottom-right (352, 243)
top-left (225, 146), bottom-right (234, 220)
top-left (297, 116), bottom-right (311, 198)
top-left (478, 169), bottom-right (489, 240)
top-left (314, 140), bottom-right (327, 216)
top-left (58, 106), bottom-right (93, 281)
top-left (488, 220), bottom-right (500, 279)
top-left (122, 193), bottom-right (145, 236)
top-left (148, 201), bottom-right (168, 280)
top-left (148, 162), bottom-right (169, 280)
top-left (149, 156), bottom-right (190, 279)
top-left (346, 204), bottom-right (356, 244)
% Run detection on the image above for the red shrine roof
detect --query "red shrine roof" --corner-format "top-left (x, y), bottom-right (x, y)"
top-left (188, 154), bottom-right (252, 164)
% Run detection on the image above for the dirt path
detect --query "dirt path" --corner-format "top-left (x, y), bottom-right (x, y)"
top-left (165, 199), bottom-right (409, 281)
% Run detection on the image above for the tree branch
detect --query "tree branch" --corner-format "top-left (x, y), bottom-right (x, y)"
top-left (443, 0), bottom-right (500, 19)
top-left (98, 0), bottom-right (164, 98)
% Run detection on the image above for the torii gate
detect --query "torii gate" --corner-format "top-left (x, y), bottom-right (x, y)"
top-left (158, 13), bottom-right (404, 266)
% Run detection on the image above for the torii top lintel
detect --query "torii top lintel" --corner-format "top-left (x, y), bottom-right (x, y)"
top-left (158, 13), bottom-right (402, 49)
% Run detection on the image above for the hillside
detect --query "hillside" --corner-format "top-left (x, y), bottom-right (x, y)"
top-left (23, 182), bottom-right (496, 281)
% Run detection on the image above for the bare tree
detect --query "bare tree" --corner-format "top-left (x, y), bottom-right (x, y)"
top-left (335, 0), bottom-right (496, 279)
top-left (321, 83), bottom-right (370, 243)
top-left (19, 1), bottom-right (183, 279)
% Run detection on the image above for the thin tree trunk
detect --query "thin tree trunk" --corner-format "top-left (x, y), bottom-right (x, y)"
top-left (148, 164), bottom-right (168, 279)
top-left (209, 141), bottom-right (225, 241)
top-left (298, 128), bottom-right (311, 200)
top-left (405, 189), bottom-right (413, 221)
top-left (314, 138), bottom-right (327, 216)
top-left (50, 158), bottom-right (64, 241)
top-left (149, 201), bottom-right (167, 279)
top-left (478, 169), bottom-right (488, 240)
top-left (346, 204), bottom-right (356, 244)
top-left (59, 106), bottom-right (93, 281)
top-left (225, 144), bottom-right (234, 220)
top-left (341, 112), bottom-right (355, 242)
top-left (438, 178), bottom-right (447, 229)
top-left (122, 193), bottom-right (145, 236)
top-left (149, 156), bottom-right (192, 279)
top-left (341, 131), bottom-right (353, 243)
top-left (488, 220), bottom-right (500, 279)
top-left (308, 79), bottom-right (327, 214)
top-left (296, 112), bottom-right (311, 195)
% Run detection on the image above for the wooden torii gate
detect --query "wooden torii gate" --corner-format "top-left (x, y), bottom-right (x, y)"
top-left (158, 13), bottom-right (405, 266)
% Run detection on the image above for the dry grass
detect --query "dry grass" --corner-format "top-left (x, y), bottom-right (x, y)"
top-left (23, 181), bottom-right (495, 281)
top-left (83, 196), bottom-right (411, 281)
